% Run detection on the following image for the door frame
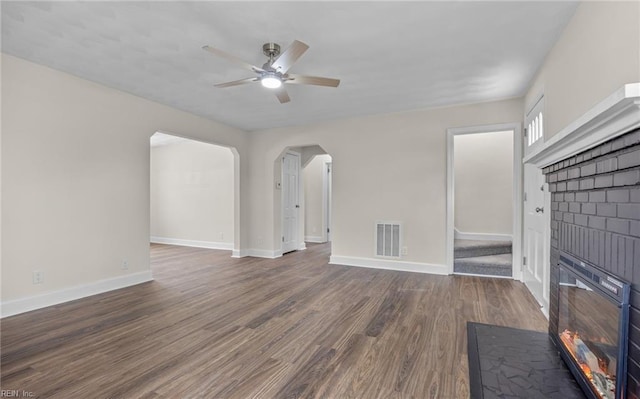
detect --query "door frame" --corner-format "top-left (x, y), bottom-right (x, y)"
top-left (281, 150), bottom-right (302, 254)
top-left (323, 161), bottom-right (332, 242)
top-left (445, 122), bottom-right (523, 279)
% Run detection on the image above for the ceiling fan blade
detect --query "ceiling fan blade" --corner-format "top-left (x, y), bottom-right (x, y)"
top-left (214, 77), bottom-right (258, 88)
top-left (271, 40), bottom-right (309, 73)
top-left (274, 87), bottom-right (290, 104)
top-left (285, 74), bottom-right (340, 88)
top-left (202, 45), bottom-right (265, 73)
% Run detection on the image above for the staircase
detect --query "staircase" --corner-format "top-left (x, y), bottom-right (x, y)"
top-left (454, 239), bottom-right (512, 277)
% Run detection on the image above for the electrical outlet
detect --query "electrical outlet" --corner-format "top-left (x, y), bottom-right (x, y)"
top-left (32, 270), bottom-right (43, 285)
top-left (401, 247), bottom-right (408, 256)
top-left (121, 260), bottom-right (129, 270)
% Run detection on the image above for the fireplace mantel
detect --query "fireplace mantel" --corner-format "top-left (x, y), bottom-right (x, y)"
top-left (524, 83), bottom-right (640, 168)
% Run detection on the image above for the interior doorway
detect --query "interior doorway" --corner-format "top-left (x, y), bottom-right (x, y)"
top-left (275, 145), bottom-right (333, 256)
top-left (446, 123), bottom-right (523, 278)
top-left (282, 151), bottom-right (301, 254)
top-left (302, 154), bottom-right (333, 244)
top-left (149, 132), bottom-right (236, 255)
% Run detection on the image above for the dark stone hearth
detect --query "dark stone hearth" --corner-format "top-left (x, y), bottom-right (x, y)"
top-left (467, 322), bottom-right (584, 399)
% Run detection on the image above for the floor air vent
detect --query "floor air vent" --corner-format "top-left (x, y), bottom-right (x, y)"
top-left (375, 222), bottom-right (402, 258)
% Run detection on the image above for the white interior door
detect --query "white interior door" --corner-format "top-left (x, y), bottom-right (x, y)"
top-left (282, 152), bottom-right (300, 253)
top-left (522, 163), bottom-right (550, 314)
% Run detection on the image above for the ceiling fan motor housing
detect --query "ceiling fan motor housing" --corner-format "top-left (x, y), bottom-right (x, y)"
top-left (262, 43), bottom-right (281, 58)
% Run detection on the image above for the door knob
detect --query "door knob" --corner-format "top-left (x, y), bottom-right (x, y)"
top-left (295, 205), bottom-right (300, 208)
top-left (535, 207), bottom-right (544, 213)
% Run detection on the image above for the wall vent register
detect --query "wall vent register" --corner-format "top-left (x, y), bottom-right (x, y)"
top-left (375, 222), bottom-right (402, 258)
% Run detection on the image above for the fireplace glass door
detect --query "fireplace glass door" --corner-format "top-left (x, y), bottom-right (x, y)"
top-left (556, 255), bottom-right (629, 399)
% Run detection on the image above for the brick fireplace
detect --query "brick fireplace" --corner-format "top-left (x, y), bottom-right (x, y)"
top-left (542, 127), bottom-right (640, 399)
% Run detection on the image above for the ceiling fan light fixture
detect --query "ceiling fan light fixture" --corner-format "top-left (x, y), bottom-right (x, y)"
top-left (261, 74), bottom-right (282, 89)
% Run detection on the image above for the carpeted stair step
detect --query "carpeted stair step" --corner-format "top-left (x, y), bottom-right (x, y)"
top-left (454, 239), bottom-right (512, 259)
top-left (454, 254), bottom-right (512, 277)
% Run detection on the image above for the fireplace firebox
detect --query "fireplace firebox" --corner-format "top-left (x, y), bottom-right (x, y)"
top-left (553, 251), bottom-right (631, 399)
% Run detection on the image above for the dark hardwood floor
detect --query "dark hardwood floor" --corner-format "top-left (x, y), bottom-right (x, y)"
top-left (1, 243), bottom-right (547, 398)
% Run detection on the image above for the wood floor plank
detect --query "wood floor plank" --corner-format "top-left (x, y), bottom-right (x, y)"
top-left (1, 242), bottom-right (547, 398)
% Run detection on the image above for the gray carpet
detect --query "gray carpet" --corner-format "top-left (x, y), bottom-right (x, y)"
top-left (454, 239), bottom-right (512, 277)
top-left (455, 239), bottom-right (512, 258)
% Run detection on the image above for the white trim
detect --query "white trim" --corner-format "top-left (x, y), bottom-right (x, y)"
top-left (305, 235), bottom-right (325, 243)
top-left (323, 161), bottom-right (332, 243)
top-left (454, 230), bottom-right (513, 242)
top-left (1, 271), bottom-right (153, 318)
top-left (329, 255), bottom-right (448, 275)
top-left (452, 271), bottom-right (513, 280)
top-left (541, 306), bottom-right (549, 320)
top-left (446, 122), bottom-right (523, 281)
top-left (150, 236), bottom-right (233, 250)
top-left (299, 242), bottom-right (307, 251)
top-left (523, 83), bottom-right (640, 167)
top-left (232, 248), bottom-right (283, 259)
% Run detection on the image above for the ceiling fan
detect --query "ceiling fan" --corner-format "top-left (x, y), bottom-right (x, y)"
top-left (202, 40), bottom-right (340, 104)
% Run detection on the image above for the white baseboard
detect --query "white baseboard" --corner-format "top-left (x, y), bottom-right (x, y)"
top-left (232, 248), bottom-right (283, 259)
top-left (452, 271), bottom-right (513, 279)
top-left (454, 230), bottom-right (512, 242)
top-left (329, 256), bottom-right (448, 276)
top-left (150, 236), bottom-right (233, 250)
top-left (299, 242), bottom-right (307, 251)
top-left (1, 271), bottom-right (153, 318)
top-left (304, 235), bottom-right (326, 243)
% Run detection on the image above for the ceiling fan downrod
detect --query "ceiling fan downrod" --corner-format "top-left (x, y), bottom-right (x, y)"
top-left (262, 43), bottom-right (281, 63)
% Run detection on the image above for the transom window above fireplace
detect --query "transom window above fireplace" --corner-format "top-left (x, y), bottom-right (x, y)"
top-left (525, 94), bottom-right (545, 153)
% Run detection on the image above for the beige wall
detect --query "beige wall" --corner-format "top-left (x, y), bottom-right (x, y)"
top-left (150, 139), bottom-right (234, 246)
top-left (4, 0), bottom-right (635, 309)
top-left (248, 98), bottom-right (523, 267)
top-left (303, 154), bottom-right (332, 242)
top-left (1, 54), bottom-right (248, 304)
top-left (526, 1), bottom-right (640, 138)
top-left (454, 131), bottom-right (513, 236)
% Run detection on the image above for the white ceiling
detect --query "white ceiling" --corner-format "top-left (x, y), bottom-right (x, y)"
top-left (1, 1), bottom-right (579, 132)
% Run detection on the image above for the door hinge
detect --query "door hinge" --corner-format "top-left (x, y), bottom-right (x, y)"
top-left (524, 127), bottom-right (527, 137)
top-left (282, 236), bottom-right (285, 242)
top-left (524, 192), bottom-right (527, 201)
top-left (523, 256), bottom-right (527, 266)
top-left (327, 228), bottom-right (330, 233)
